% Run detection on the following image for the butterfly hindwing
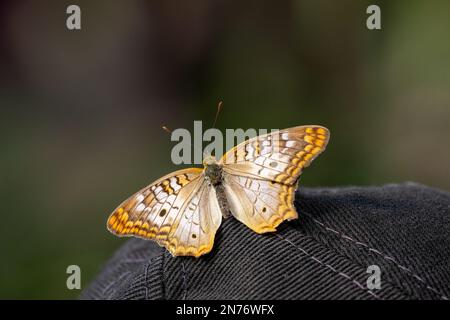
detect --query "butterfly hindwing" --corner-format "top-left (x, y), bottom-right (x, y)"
top-left (107, 168), bottom-right (222, 257)
top-left (223, 173), bottom-right (297, 233)
top-left (169, 183), bottom-right (222, 256)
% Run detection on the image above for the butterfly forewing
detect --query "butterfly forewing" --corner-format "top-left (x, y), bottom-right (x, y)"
top-left (107, 168), bottom-right (222, 257)
top-left (220, 126), bottom-right (329, 185)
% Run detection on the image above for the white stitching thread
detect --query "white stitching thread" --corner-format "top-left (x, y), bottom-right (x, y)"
top-left (181, 260), bottom-right (188, 300)
top-left (276, 233), bottom-right (379, 299)
top-left (304, 212), bottom-right (448, 300)
top-left (103, 271), bottom-right (131, 299)
top-left (144, 263), bottom-right (151, 299)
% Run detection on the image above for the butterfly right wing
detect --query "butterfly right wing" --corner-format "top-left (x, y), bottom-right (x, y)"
top-left (219, 126), bottom-right (330, 234)
top-left (107, 168), bottom-right (222, 257)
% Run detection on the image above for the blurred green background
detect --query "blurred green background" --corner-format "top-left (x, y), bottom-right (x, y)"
top-left (1, 0), bottom-right (449, 299)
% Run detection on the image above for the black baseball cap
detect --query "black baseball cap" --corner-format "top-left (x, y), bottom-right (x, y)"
top-left (82, 183), bottom-right (450, 300)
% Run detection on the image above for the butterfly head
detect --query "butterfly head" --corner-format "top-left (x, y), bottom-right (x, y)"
top-left (203, 155), bottom-right (218, 167)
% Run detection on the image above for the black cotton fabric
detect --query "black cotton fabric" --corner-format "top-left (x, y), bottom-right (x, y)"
top-left (81, 183), bottom-right (450, 300)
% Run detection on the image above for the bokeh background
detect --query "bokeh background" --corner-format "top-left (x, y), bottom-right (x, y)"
top-left (1, 0), bottom-right (449, 299)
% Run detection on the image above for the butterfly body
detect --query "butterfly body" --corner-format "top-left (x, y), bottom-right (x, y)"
top-left (107, 125), bottom-right (330, 257)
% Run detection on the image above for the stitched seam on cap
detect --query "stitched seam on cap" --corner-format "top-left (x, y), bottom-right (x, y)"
top-left (295, 213), bottom-right (415, 299)
top-left (276, 233), bottom-right (380, 299)
top-left (161, 251), bottom-right (166, 299)
top-left (302, 211), bottom-right (448, 300)
top-left (181, 259), bottom-right (188, 300)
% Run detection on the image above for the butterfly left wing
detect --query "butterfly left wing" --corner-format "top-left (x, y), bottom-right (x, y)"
top-left (219, 125), bottom-right (329, 233)
top-left (107, 168), bottom-right (222, 257)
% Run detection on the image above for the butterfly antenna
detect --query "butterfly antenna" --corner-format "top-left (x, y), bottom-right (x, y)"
top-left (162, 125), bottom-right (204, 157)
top-left (212, 100), bottom-right (223, 129)
top-left (162, 126), bottom-right (172, 135)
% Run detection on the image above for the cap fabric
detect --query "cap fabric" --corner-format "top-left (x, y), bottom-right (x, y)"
top-left (81, 183), bottom-right (450, 300)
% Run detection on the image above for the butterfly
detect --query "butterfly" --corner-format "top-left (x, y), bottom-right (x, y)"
top-left (107, 125), bottom-right (330, 257)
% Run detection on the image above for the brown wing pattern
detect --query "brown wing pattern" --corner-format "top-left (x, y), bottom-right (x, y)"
top-left (220, 126), bottom-right (329, 185)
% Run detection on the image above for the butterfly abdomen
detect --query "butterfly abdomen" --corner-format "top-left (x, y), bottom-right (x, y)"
top-left (204, 162), bottom-right (230, 218)
top-left (214, 183), bottom-right (231, 219)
